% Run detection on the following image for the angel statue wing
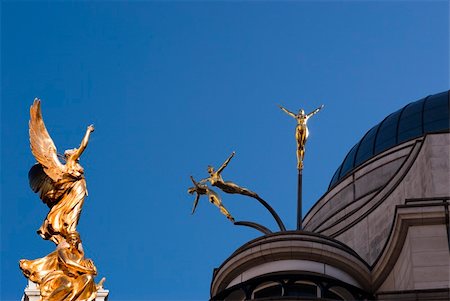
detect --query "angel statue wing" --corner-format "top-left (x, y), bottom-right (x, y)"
top-left (29, 99), bottom-right (65, 180)
top-left (28, 163), bottom-right (58, 208)
top-left (28, 99), bottom-right (66, 206)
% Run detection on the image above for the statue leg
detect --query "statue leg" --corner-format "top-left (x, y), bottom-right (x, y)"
top-left (219, 205), bottom-right (234, 222)
top-left (297, 147), bottom-right (305, 170)
top-left (223, 182), bottom-right (257, 198)
top-left (296, 126), bottom-right (307, 170)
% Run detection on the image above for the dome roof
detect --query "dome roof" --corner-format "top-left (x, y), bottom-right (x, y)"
top-left (328, 90), bottom-right (450, 190)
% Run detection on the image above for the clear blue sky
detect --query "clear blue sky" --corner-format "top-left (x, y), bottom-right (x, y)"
top-left (1, 1), bottom-right (448, 300)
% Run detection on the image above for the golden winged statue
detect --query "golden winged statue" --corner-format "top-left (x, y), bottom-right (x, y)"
top-left (279, 104), bottom-right (324, 170)
top-left (28, 99), bottom-right (94, 245)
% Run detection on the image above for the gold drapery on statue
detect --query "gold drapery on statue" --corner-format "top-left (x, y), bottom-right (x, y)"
top-left (20, 232), bottom-right (102, 301)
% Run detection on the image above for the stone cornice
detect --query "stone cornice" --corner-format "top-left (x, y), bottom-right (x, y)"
top-left (210, 231), bottom-right (371, 297)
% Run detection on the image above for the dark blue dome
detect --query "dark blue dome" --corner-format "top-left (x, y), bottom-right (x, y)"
top-left (328, 90), bottom-right (450, 190)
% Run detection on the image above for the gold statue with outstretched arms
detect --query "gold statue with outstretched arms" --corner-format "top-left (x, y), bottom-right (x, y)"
top-left (200, 151), bottom-right (258, 198)
top-left (28, 99), bottom-right (94, 245)
top-left (279, 104), bottom-right (324, 170)
top-left (188, 176), bottom-right (234, 222)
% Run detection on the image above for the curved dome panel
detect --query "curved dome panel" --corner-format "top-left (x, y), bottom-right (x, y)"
top-left (328, 90), bottom-right (449, 189)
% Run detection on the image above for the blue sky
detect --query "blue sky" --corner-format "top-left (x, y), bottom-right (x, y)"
top-left (1, 1), bottom-right (448, 300)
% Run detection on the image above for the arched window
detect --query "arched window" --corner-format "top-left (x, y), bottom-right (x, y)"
top-left (284, 280), bottom-right (319, 297)
top-left (251, 281), bottom-right (283, 299)
top-left (224, 288), bottom-right (246, 301)
top-left (324, 286), bottom-right (354, 300)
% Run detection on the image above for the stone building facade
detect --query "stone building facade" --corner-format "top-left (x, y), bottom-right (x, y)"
top-left (210, 91), bottom-right (450, 300)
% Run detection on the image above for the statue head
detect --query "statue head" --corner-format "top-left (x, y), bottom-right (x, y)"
top-left (66, 231), bottom-right (81, 248)
top-left (207, 165), bottom-right (214, 174)
top-left (64, 148), bottom-right (78, 160)
top-left (298, 109), bottom-right (305, 116)
top-left (187, 187), bottom-right (196, 194)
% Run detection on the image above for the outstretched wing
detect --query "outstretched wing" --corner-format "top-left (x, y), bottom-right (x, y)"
top-left (29, 99), bottom-right (65, 181)
top-left (28, 163), bottom-right (60, 208)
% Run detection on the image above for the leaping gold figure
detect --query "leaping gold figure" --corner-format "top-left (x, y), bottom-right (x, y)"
top-left (188, 176), bottom-right (235, 223)
top-left (200, 151), bottom-right (258, 198)
top-left (279, 104), bottom-right (324, 170)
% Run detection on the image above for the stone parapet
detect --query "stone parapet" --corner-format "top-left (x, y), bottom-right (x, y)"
top-left (21, 280), bottom-right (109, 301)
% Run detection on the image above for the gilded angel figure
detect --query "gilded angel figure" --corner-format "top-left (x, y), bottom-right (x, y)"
top-left (28, 99), bottom-right (94, 245)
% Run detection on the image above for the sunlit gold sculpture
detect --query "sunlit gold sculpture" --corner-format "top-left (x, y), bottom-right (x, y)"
top-left (20, 99), bottom-right (103, 301)
top-left (200, 151), bottom-right (258, 198)
top-left (188, 176), bottom-right (235, 222)
top-left (279, 104), bottom-right (324, 170)
top-left (29, 99), bottom-right (93, 245)
top-left (20, 232), bottom-right (103, 301)
top-left (187, 151), bottom-right (287, 233)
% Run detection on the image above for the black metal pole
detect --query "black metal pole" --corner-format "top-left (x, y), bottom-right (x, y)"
top-left (255, 195), bottom-right (287, 232)
top-left (297, 169), bottom-right (302, 230)
top-left (234, 221), bottom-right (273, 235)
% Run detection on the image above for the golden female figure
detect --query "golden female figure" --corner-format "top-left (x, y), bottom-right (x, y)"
top-left (201, 152), bottom-right (258, 198)
top-left (279, 104), bottom-right (324, 170)
top-left (188, 176), bottom-right (234, 222)
top-left (28, 99), bottom-right (94, 245)
top-left (20, 232), bottom-right (102, 301)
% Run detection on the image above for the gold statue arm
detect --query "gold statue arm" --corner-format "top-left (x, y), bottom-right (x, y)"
top-left (307, 105), bottom-right (324, 118)
top-left (278, 105), bottom-right (297, 119)
top-left (58, 249), bottom-right (96, 275)
top-left (189, 176), bottom-right (201, 214)
top-left (190, 176), bottom-right (197, 186)
top-left (217, 151), bottom-right (235, 174)
top-left (70, 125), bottom-right (95, 161)
top-left (198, 178), bottom-right (208, 184)
top-left (85, 258), bottom-right (97, 275)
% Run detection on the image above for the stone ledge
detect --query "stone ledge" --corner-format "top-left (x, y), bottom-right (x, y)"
top-left (210, 231), bottom-right (370, 297)
top-left (22, 280), bottom-right (109, 301)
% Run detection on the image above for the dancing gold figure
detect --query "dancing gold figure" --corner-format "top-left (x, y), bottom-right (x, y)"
top-left (20, 232), bottom-right (103, 301)
top-left (28, 99), bottom-right (94, 245)
top-left (201, 152), bottom-right (258, 198)
top-left (188, 176), bottom-right (235, 222)
top-left (279, 104), bottom-right (324, 170)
